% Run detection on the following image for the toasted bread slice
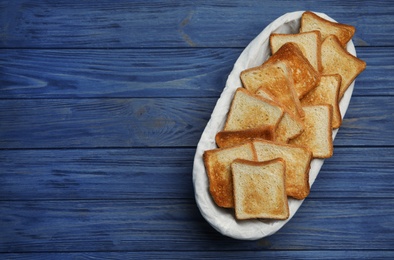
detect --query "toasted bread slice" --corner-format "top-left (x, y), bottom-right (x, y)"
top-left (255, 88), bottom-right (304, 143)
top-left (270, 30), bottom-right (322, 72)
top-left (215, 126), bottom-right (275, 148)
top-left (301, 74), bottom-right (342, 128)
top-left (267, 42), bottom-right (320, 99)
top-left (223, 88), bottom-right (284, 131)
top-left (254, 64), bottom-right (304, 119)
top-left (300, 11), bottom-right (355, 47)
top-left (241, 60), bottom-right (293, 94)
top-left (203, 142), bottom-right (256, 208)
top-left (253, 140), bottom-right (312, 200)
top-left (289, 105), bottom-right (333, 158)
top-left (231, 158), bottom-right (289, 220)
top-left (321, 35), bottom-right (366, 99)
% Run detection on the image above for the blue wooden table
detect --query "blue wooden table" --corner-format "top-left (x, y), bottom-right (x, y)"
top-left (1, 1), bottom-right (393, 259)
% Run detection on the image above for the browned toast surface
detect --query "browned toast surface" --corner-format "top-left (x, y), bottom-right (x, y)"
top-left (223, 88), bottom-right (284, 131)
top-left (203, 142), bottom-right (256, 208)
top-left (270, 30), bottom-right (322, 72)
top-left (267, 42), bottom-right (320, 99)
top-left (321, 35), bottom-right (366, 99)
top-left (300, 11), bottom-right (355, 47)
top-left (290, 105), bottom-right (333, 158)
top-left (231, 158), bottom-right (289, 220)
top-left (252, 140), bottom-right (312, 200)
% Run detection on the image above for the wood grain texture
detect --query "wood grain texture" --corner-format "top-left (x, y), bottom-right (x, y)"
top-left (335, 96), bottom-right (394, 146)
top-left (1, 198), bottom-right (393, 252)
top-left (0, 47), bottom-right (388, 98)
top-left (0, 148), bottom-right (196, 200)
top-left (0, 98), bottom-right (216, 148)
top-left (0, 48), bottom-right (237, 98)
top-left (0, 147), bottom-right (393, 201)
top-left (0, 96), bottom-right (392, 149)
top-left (0, 0), bottom-right (392, 48)
top-left (3, 251), bottom-right (394, 260)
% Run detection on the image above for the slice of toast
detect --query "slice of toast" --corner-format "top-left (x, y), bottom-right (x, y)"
top-left (289, 105), bottom-right (333, 158)
top-left (231, 158), bottom-right (289, 220)
top-left (203, 142), bottom-right (256, 208)
top-left (223, 88), bottom-right (284, 131)
top-left (300, 11), bottom-right (355, 47)
top-left (270, 30), bottom-right (322, 72)
top-left (240, 60), bottom-right (293, 94)
top-left (267, 42), bottom-right (320, 99)
top-left (301, 74), bottom-right (342, 128)
top-left (215, 126), bottom-right (275, 148)
top-left (252, 140), bottom-right (312, 200)
top-left (255, 88), bottom-right (304, 143)
top-left (254, 64), bottom-right (304, 119)
top-left (321, 35), bottom-right (366, 99)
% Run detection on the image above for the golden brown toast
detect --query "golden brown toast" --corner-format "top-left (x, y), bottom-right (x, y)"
top-left (267, 42), bottom-right (320, 99)
top-left (289, 105), bottom-right (334, 158)
top-left (321, 35), bottom-right (366, 99)
top-left (203, 142), bottom-right (256, 208)
top-left (301, 74), bottom-right (342, 128)
top-left (240, 60), bottom-right (293, 94)
top-left (300, 11), bottom-right (355, 47)
top-left (231, 158), bottom-right (289, 220)
top-left (270, 30), bottom-right (322, 72)
top-left (252, 140), bottom-right (312, 200)
top-left (223, 88), bottom-right (284, 131)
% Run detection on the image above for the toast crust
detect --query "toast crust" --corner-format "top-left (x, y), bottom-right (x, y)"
top-left (215, 126), bottom-right (275, 148)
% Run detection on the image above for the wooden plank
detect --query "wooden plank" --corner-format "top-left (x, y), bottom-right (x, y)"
top-left (0, 98), bottom-right (216, 149)
top-left (335, 96), bottom-right (394, 146)
top-left (0, 47), bottom-right (389, 98)
top-left (0, 48), bottom-right (238, 98)
top-left (0, 1), bottom-right (392, 48)
top-left (312, 147), bottom-right (394, 198)
top-left (2, 251), bottom-right (394, 260)
top-left (0, 96), bottom-right (393, 149)
top-left (0, 148), bottom-right (196, 200)
top-left (355, 47), bottom-right (394, 96)
top-left (0, 147), bottom-right (393, 201)
top-left (1, 198), bottom-right (393, 252)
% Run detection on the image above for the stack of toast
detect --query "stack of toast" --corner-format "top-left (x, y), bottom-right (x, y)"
top-left (203, 11), bottom-right (366, 221)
